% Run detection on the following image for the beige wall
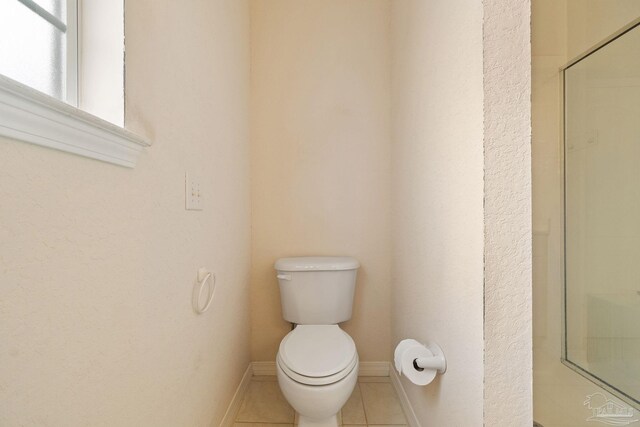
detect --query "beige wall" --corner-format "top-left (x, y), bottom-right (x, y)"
top-left (0, 1), bottom-right (251, 426)
top-left (533, 1), bottom-right (640, 425)
top-left (532, 1), bottom-right (570, 426)
top-left (567, 0), bottom-right (640, 60)
top-left (249, 0), bottom-right (392, 362)
top-left (390, 0), bottom-right (485, 424)
top-left (390, 1), bottom-right (532, 424)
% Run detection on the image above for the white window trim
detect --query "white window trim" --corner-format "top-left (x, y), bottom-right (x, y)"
top-left (66, 0), bottom-right (79, 106)
top-left (0, 74), bottom-right (150, 167)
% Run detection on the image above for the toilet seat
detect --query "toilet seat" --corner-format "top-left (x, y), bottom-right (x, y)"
top-left (278, 325), bottom-right (357, 386)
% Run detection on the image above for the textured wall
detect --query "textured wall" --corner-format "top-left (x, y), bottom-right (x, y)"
top-left (390, 0), bottom-right (485, 424)
top-left (483, 0), bottom-right (532, 425)
top-left (0, 1), bottom-right (251, 425)
top-left (250, 0), bottom-right (392, 362)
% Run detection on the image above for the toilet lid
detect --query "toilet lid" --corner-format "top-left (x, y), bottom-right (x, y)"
top-left (279, 325), bottom-right (357, 379)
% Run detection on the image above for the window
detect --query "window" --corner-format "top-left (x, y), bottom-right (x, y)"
top-left (0, 0), bottom-right (77, 103)
top-left (0, 0), bottom-right (149, 167)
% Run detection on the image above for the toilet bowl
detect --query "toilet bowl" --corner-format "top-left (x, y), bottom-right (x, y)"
top-left (274, 257), bottom-right (360, 427)
top-left (276, 324), bottom-right (359, 427)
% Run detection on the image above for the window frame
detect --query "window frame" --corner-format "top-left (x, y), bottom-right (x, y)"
top-left (66, 0), bottom-right (79, 106)
top-left (0, 0), bottom-right (150, 167)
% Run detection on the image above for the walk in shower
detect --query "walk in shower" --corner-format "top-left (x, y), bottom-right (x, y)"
top-left (533, 3), bottom-right (640, 425)
top-left (564, 19), bottom-right (640, 408)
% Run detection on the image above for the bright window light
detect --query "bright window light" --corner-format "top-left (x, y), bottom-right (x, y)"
top-left (0, 0), bottom-right (77, 103)
top-left (0, 0), bottom-right (149, 166)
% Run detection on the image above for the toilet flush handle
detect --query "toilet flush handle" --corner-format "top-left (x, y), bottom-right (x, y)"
top-left (277, 274), bottom-right (291, 281)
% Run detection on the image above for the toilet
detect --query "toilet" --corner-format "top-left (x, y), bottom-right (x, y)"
top-left (274, 256), bottom-right (360, 427)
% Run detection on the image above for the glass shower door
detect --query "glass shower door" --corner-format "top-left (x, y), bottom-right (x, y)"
top-left (564, 21), bottom-right (640, 407)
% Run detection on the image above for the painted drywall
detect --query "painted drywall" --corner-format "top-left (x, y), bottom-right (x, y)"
top-left (249, 0), bottom-right (392, 362)
top-left (533, 2), bottom-right (640, 425)
top-left (483, 0), bottom-right (532, 425)
top-left (531, 1), bottom-right (573, 425)
top-left (389, 1), bottom-right (485, 425)
top-left (566, 0), bottom-right (640, 61)
top-left (0, 1), bottom-right (251, 426)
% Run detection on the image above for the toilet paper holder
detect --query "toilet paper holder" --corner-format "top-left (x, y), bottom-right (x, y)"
top-left (412, 342), bottom-right (446, 374)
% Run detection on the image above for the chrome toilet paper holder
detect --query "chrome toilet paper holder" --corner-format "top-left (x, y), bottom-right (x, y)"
top-left (412, 342), bottom-right (446, 374)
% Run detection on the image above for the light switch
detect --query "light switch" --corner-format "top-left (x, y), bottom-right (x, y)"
top-left (185, 173), bottom-right (203, 210)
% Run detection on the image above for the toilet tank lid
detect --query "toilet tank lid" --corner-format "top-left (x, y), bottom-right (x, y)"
top-left (275, 256), bottom-right (359, 272)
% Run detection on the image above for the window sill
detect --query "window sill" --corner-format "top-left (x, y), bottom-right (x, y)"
top-left (0, 75), bottom-right (150, 168)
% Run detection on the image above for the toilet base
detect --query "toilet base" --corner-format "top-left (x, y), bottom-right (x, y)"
top-left (298, 414), bottom-right (338, 427)
top-left (276, 349), bottom-right (358, 427)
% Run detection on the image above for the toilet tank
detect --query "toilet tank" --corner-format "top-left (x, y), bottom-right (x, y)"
top-left (275, 256), bottom-right (359, 324)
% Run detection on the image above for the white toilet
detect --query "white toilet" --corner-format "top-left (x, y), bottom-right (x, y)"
top-left (274, 256), bottom-right (360, 427)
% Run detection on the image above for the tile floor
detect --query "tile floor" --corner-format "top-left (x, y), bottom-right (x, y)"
top-left (233, 376), bottom-right (407, 427)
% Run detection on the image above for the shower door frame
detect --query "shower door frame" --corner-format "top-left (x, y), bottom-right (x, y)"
top-left (560, 16), bottom-right (640, 410)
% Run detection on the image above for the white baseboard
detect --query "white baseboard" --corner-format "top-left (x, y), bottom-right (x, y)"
top-left (220, 361), bottom-right (410, 427)
top-left (251, 361), bottom-right (277, 376)
top-left (358, 361), bottom-right (390, 376)
top-left (390, 366), bottom-right (421, 427)
top-left (250, 361), bottom-right (390, 377)
top-left (219, 364), bottom-right (253, 427)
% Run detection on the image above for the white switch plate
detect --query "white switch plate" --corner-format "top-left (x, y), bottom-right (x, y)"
top-left (185, 173), bottom-right (203, 210)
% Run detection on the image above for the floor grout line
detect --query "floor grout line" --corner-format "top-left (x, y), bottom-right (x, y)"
top-left (359, 383), bottom-right (368, 426)
top-left (235, 377), bottom-right (407, 426)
